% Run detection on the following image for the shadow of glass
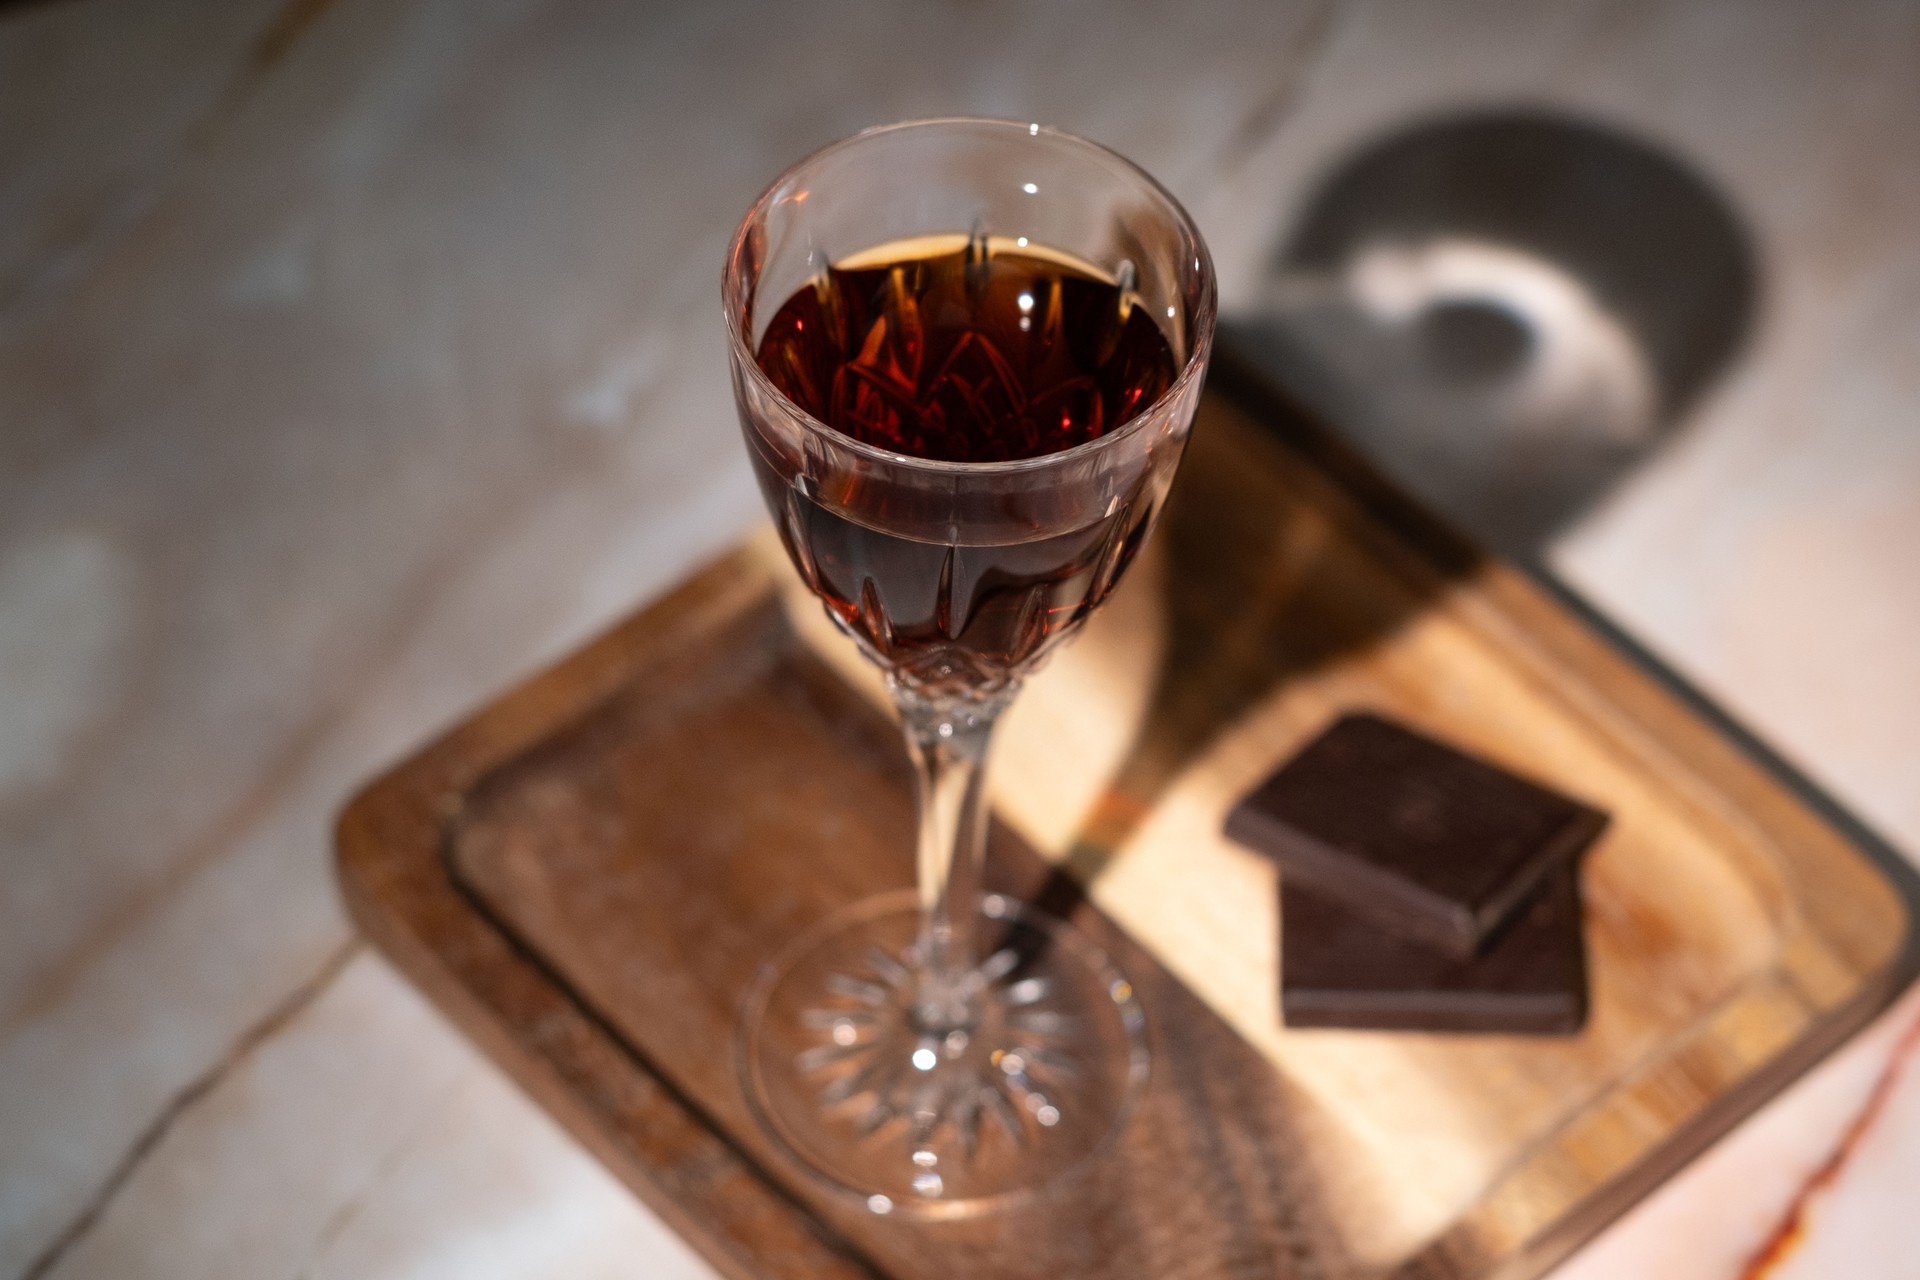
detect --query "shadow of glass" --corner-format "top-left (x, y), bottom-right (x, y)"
top-left (986, 375), bottom-right (1478, 1257)
top-left (1026, 368), bottom-right (1475, 922)
top-left (1028, 111), bottom-right (1756, 918)
top-left (1226, 109), bottom-right (1759, 558)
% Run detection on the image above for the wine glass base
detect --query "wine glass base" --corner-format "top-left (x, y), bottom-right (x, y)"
top-left (737, 890), bottom-right (1148, 1219)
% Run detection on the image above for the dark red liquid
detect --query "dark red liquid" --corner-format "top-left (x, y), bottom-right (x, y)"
top-left (755, 233), bottom-right (1177, 464)
top-left (747, 235), bottom-right (1179, 690)
top-left (753, 474), bottom-right (1159, 689)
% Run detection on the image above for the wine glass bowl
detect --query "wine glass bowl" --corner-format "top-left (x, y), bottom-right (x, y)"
top-left (724, 118), bottom-right (1214, 1216)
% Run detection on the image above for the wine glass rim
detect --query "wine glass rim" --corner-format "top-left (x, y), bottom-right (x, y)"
top-left (723, 116), bottom-right (1217, 477)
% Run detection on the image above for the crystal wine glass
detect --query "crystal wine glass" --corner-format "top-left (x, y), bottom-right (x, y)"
top-left (724, 118), bottom-right (1214, 1218)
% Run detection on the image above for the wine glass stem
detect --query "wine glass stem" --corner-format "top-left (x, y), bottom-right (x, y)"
top-left (894, 683), bottom-right (1012, 1035)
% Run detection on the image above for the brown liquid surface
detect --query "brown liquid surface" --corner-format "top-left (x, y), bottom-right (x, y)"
top-left (755, 234), bottom-right (1177, 463)
top-left (748, 235), bottom-right (1177, 690)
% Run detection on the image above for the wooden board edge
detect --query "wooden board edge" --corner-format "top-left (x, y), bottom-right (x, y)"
top-left (1209, 346), bottom-right (1920, 1278)
top-left (1210, 346), bottom-right (1919, 958)
top-left (334, 353), bottom-right (1920, 1279)
top-left (333, 553), bottom-right (888, 1280)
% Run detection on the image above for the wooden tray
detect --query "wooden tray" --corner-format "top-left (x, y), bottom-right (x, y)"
top-left (337, 365), bottom-right (1920, 1279)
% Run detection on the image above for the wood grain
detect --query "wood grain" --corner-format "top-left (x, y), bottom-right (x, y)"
top-left (337, 380), bottom-right (1919, 1279)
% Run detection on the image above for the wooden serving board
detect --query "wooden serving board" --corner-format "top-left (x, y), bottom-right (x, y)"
top-left (336, 365), bottom-right (1920, 1279)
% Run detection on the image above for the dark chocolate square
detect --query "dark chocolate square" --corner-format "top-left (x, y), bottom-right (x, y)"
top-left (1226, 713), bottom-right (1608, 957)
top-left (1281, 867), bottom-right (1589, 1034)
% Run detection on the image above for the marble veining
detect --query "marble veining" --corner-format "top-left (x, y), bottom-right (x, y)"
top-left (1, 0), bottom-right (1916, 1276)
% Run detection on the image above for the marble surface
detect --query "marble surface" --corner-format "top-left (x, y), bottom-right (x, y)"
top-left (1, 0), bottom-right (1916, 1276)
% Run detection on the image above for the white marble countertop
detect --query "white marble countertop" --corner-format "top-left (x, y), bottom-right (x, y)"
top-left (3, 1), bottom-right (1917, 1277)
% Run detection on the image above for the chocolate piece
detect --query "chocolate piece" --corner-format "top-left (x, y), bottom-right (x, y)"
top-left (1226, 713), bottom-right (1608, 957)
top-left (1281, 867), bottom-right (1588, 1033)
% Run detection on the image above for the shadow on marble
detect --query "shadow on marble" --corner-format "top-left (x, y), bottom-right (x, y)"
top-left (1227, 109), bottom-right (1759, 559)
